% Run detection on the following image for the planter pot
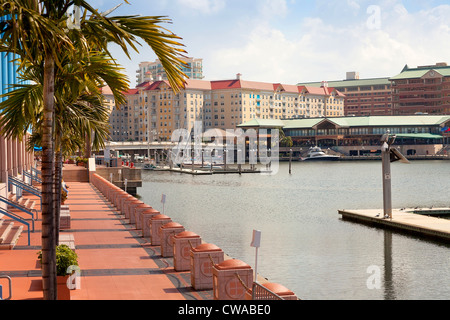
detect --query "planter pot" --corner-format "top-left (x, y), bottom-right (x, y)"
top-left (57, 275), bottom-right (71, 300)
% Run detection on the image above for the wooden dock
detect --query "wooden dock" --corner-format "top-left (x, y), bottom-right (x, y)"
top-left (338, 208), bottom-right (450, 242)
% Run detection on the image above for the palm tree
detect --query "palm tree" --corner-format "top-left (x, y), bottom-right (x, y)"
top-left (0, 0), bottom-right (187, 300)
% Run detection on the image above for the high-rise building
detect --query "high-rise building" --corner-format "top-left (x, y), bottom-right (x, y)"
top-left (390, 62), bottom-right (450, 115)
top-left (109, 74), bottom-right (345, 141)
top-left (136, 57), bottom-right (204, 85)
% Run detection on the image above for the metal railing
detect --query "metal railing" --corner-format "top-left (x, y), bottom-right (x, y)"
top-left (0, 195), bottom-right (36, 231)
top-left (250, 282), bottom-right (284, 300)
top-left (8, 176), bottom-right (41, 207)
top-left (30, 167), bottom-right (41, 177)
top-left (0, 207), bottom-right (30, 246)
top-left (23, 170), bottom-right (42, 185)
top-left (234, 273), bottom-right (284, 300)
top-left (0, 275), bottom-right (12, 300)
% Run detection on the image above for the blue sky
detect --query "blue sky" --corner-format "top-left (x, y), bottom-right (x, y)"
top-left (89, 0), bottom-right (450, 86)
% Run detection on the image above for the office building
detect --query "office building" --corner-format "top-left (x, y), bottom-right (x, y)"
top-left (390, 63), bottom-right (450, 115)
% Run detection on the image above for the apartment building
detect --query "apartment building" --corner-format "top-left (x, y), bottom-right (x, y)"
top-left (390, 63), bottom-right (450, 115)
top-left (136, 57), bottom-right (204, 84)
top-left (109, 74), bottom-right (345, 141)
top-left (299, 72), bottom-right (392, 116)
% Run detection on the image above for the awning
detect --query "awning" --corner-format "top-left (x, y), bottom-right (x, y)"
top-left (395, 133), bottom-right (443, 140)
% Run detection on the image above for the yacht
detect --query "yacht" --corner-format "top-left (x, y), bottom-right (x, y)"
top-left (301, 147), bottom-right (340, 161)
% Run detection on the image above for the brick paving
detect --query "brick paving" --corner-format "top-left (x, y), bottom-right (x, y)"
top-left (0, 181), bottom-right (213, 300)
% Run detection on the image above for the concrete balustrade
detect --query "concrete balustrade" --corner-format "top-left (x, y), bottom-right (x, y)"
top-left (150, 214), bottom-right (171, 245)
top-left (90, 173), bottom-right (297, 300)
top-left (134, 204), bottom-right (153, 230)
top-left (190, 243), bottom-right (224, 290)
top-left (141, 209), bottom-right (160, 238)
top-left (159, 222), bottom-right (185, 257)
top-left (173, 231), bottom-right (201, 272)
top-left (212, 259), bottom-right (253, 300)
top-left (126, 199), bottom-right (144, 223)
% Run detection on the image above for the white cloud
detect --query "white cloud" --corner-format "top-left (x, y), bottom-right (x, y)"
top-left (207, 2), bottom-right (450, 84)
top-left (259, 0), bottom-right (288, 18)
top-left (177, 0), bottom-right (225, 14)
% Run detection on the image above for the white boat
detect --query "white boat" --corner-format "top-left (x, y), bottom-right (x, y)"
top-left (301, 147), bottom-right (340, 161)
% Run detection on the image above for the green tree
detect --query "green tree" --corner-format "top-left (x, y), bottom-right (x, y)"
top-left (0, 0), bottom-right (187, 300)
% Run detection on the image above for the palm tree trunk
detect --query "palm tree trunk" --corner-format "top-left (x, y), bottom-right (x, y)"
top-left (41, 55), bottom-right (57, 300)
top-left (54, 134), bottom-right (63, 246)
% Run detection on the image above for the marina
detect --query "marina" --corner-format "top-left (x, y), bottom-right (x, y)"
top-left (138, 160), bottom-right (450, 300)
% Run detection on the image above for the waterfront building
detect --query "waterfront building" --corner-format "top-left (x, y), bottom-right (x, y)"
top-left (239, 115), bottom-right (450, 156)
top-left (109, 74), bottom-right (345, 142)
top-left (299, 72), bottom-right (392, 116)
top-left (136, 57), bottom-right (204, 84)
top-left (390, 62), bottom-right (450, 115)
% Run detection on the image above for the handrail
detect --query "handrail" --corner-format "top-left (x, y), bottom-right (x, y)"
top-left (233, 274), bottom-right (284, 300)
top-left (0, 207), bottom-right (30, 246)
top-left (31, 167), bottom-right (41, 177)
top-left (23, 170), bottom-right (42, 184)
top-left (0, 195), bottom-right (35, 231)
top-left (9, 176), bottom-right (41, 194)
top-left (0, 275), bottom-right (12, 300)
top-left (8, 176), bottom-right (42, 207)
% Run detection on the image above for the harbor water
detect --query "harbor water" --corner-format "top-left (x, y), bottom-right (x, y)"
top-left (138, 160), bottom-right (450, 300)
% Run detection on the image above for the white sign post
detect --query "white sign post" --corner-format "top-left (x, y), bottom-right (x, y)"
top-left (250, 230), bottom-right (262, 282)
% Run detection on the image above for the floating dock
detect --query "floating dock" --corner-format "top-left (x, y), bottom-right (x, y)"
top-left (338, 208), bottom-right (450, 242)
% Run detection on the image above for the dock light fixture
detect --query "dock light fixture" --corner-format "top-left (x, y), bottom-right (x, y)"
top-left (381, 131), bottom-right (409, 219)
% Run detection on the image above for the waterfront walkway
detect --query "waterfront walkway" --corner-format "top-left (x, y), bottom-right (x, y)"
top-left (0, 182), bottom-right (212, 300)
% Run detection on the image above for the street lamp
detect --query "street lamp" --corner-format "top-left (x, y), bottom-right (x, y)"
top-left (380, 131), bottom-right (409, 219)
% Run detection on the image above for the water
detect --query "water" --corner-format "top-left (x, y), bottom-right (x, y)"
top-left (138, 161), bottom-right (450, 300)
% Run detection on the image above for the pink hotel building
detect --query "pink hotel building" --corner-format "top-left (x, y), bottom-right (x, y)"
top-left (109, 74), bottom-right (346, 142)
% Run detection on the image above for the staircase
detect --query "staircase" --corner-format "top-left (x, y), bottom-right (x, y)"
top-left (0, 217), bottom-right (23, 250)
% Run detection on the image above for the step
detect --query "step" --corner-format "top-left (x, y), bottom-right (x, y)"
top-left (0, 225), bottom-right (23, 250)
top-left (0, 221), bottom-right (14, 244)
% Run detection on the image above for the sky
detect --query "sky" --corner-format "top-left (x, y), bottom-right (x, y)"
top-left (88, 0), bottom-right (450, 87)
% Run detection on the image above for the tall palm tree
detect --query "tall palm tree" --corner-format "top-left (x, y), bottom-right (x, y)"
top-left (0, 0), bottom-right (187, 300)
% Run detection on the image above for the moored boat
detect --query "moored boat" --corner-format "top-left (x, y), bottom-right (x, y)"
top-left (301, 147), bottom-right (340, 161)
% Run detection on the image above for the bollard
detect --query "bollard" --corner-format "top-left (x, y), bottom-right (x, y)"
top-left (212, 259), bottom-right (253, 300)
top-left (245, 282), bottom-right (298, 300)
top-left (134, 204), bottom-right (153, 230)
top-left (141, 209), bottom-right (160, 238)
top-left (127, 200), bottom-right (145, 225)
top-left (159, 222), bottom-right (185, 257)
top-left (190, 243), bottom-right (224, 290)
top-left (118, 194), bottom-right (134, 214)
top-left (114, 192), bottom-right (130, 210)
top-left (150, 214), bottom-right (171, 246)
top-left (173, 231), bottom-right (201, 272)
top-left (122, 197), bottom-right (139, 219)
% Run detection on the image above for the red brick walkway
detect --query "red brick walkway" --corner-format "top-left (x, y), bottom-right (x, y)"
top-left (0, 182), bottom-right (212, 300)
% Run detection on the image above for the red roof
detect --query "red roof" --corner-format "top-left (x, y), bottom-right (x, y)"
top-left (126, 79), bottom-right (345, 97)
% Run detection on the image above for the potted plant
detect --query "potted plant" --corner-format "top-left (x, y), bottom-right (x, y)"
top-left (38, 244), bottom-right (79, 300)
